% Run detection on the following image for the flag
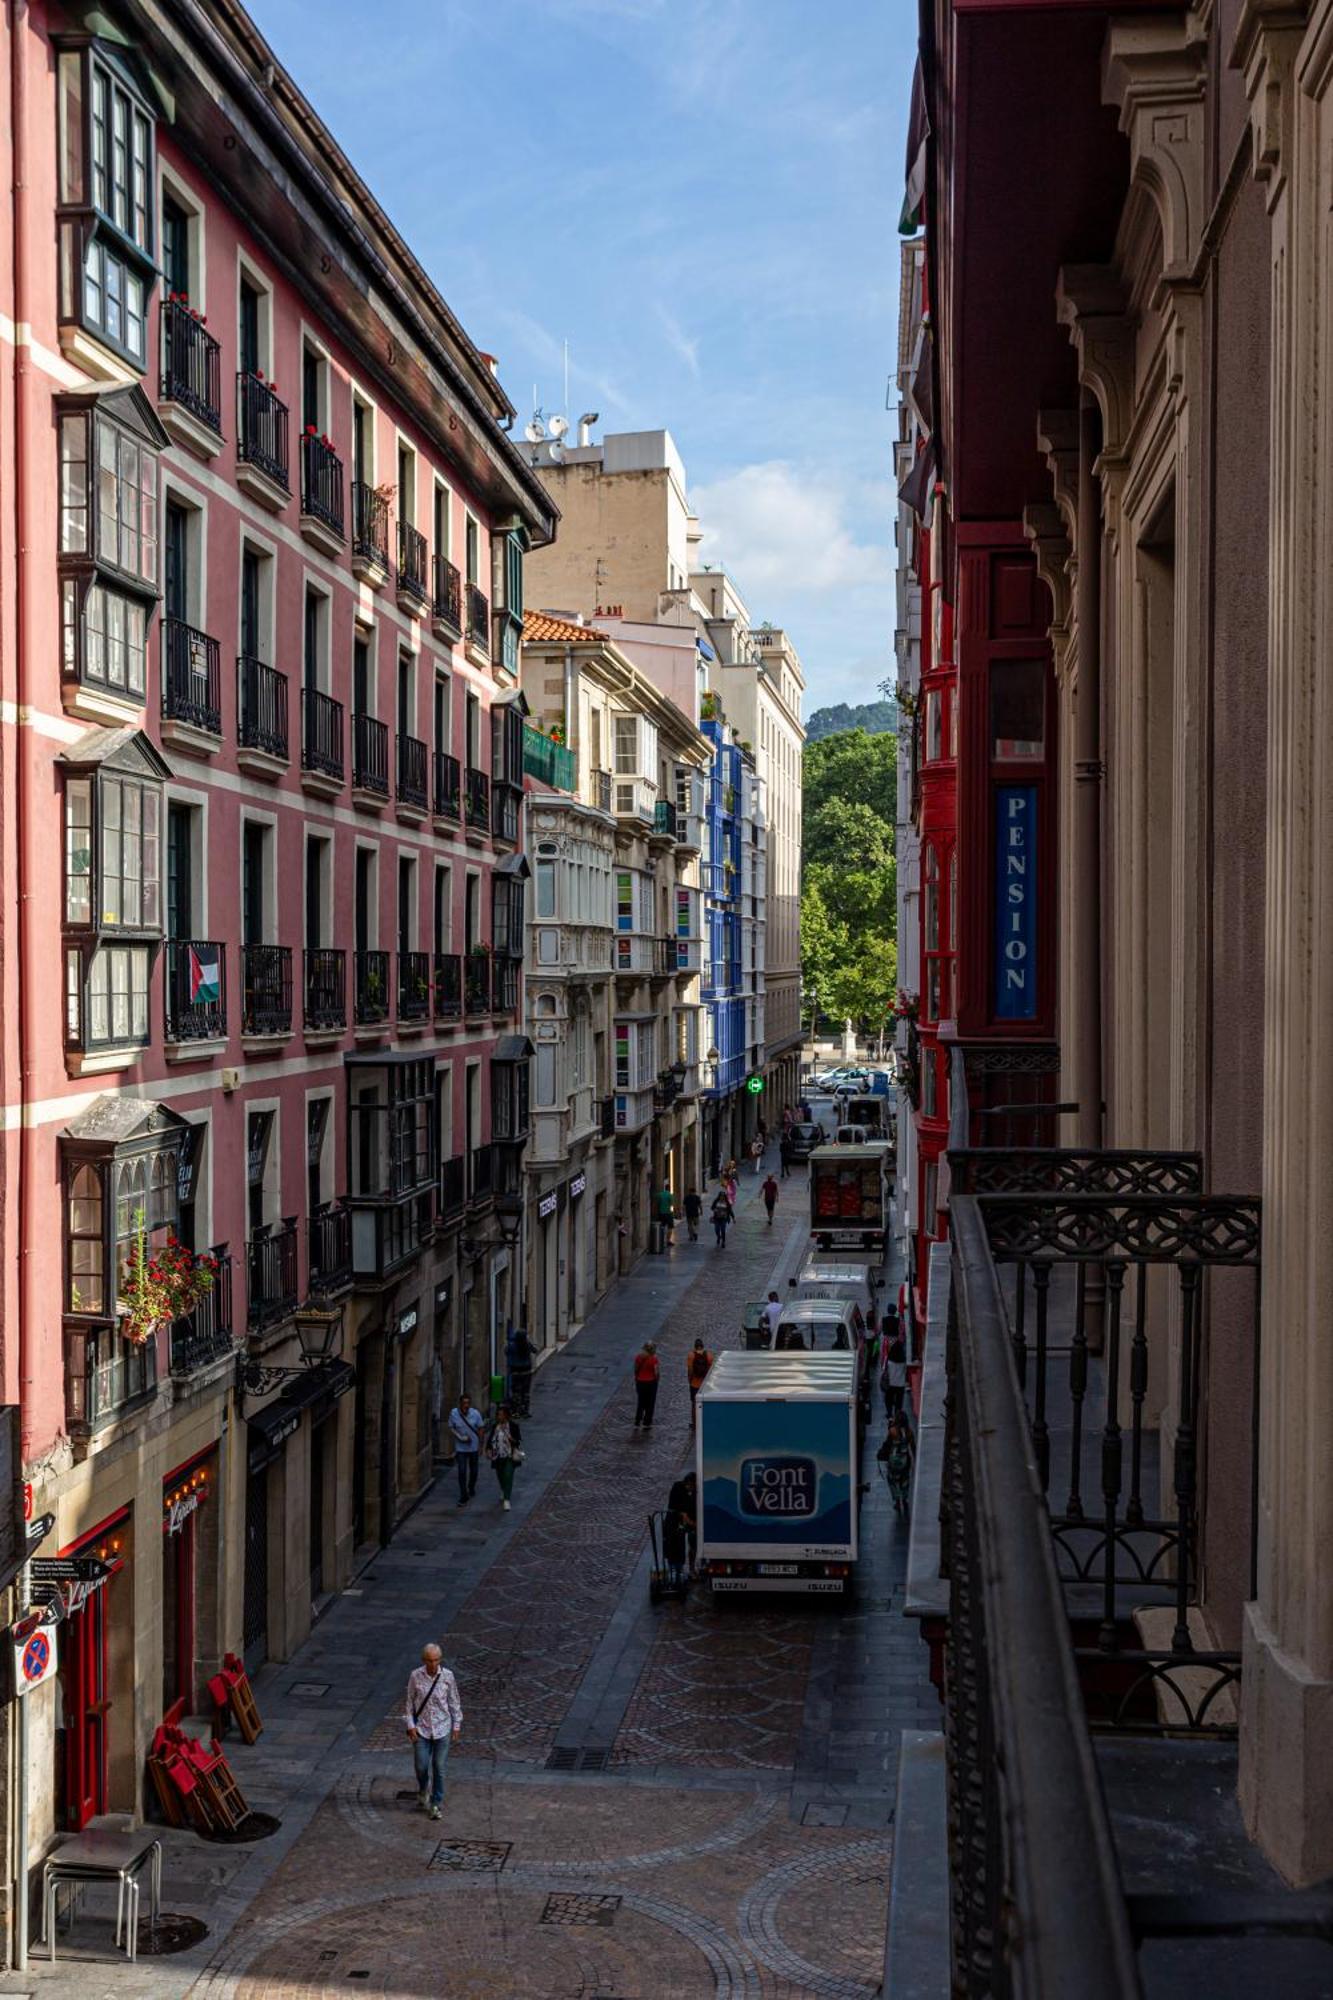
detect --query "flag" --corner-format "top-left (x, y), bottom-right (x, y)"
top-left (189, 945), bottom-right (220, 1006)
top-left (900, 60), bottom-right (929, 236)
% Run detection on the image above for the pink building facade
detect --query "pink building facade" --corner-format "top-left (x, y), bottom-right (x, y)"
top-left (0, 0), bottom-right (553, 1871)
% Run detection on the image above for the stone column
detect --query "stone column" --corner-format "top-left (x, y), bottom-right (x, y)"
top-left (1073, 393), bottom-right (1104, 1153)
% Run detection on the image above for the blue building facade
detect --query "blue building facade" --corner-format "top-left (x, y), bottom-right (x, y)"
top-left (700, 714), bottom-right (758, 1174)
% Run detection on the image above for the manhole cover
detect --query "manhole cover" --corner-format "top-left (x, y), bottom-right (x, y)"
top-left (288, 1681), bottom-right (329, 1697)
top-left (200, 1810), bottom-right (282, 1844)
top-left (429, 1839), bottom-right (512, 1872)
top-left (540, 1892), bottom-right (622, 1928)
top-left (136, 1914), bottom-right (209, 1955)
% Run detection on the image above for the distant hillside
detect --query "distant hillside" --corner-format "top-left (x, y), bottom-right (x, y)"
top-left (806, 699), bottom-right (897, 742)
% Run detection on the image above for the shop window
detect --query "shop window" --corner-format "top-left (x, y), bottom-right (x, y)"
top-left (61, 730), bottom-right (169, 1057)
top-left (56, 42), bottom-right (157, 369)
top-left (990, 658), bottom-right (1045, 760)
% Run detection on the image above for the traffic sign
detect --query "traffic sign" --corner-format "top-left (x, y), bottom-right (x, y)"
top-left (25, 1513), bottom-right (55, 1550)
top-left (10, 1616), bottom-right (57, 1696)
top-left (30, 1556), bottom-right (110, 1586)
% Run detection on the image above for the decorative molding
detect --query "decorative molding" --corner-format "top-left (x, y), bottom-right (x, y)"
top-left (1055, 267), bottom-right (1133, 459)
top-left (1022, 502), bottom-right (1073, 638)
top-left (1036, 409), bottom-right (1080, 542)
top-left (1231, 0), bottom-right (1308, 209)
top-left (1102, 16), bottom-right (1209, 280)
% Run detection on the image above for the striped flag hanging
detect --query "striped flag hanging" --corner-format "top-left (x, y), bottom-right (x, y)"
top-left (189, 945), bottom-right (221, 1006)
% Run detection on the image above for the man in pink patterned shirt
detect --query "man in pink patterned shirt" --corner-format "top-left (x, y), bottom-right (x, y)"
top-left (404, 1642), bottom-right (463, 1819)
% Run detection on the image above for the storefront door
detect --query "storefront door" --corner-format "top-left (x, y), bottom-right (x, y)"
top-left (310, 1417), bottom-right (327, 1598)
top-left (162, 1509), bottom-right (196, 1713)
top-left (243, 1465), bottom-right (269, 1668)
top-left (61, 1582), bottom-right (109, 1830)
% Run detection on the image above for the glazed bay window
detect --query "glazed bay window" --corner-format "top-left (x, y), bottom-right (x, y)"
top-left (58, 387), bottom-right (167, 710)
top-left (61, 731), bottom-right (168, 1059)
top-left (56, 42), bottom-right (157, 370)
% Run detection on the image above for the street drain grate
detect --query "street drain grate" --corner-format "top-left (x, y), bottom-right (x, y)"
top-left (540, 1892), bottom-right (622, 1928)
top-left (580, 1748), bottom-right (610, 1771)
top-left (429, 1839), bottom-right (512, 1872)
top-left (288, 1681), bottom-right (329, 1698)
top-left (545, 1745), bottom-right (611, 1773)
top-left (136, 1914), bottom-right (210, 1956)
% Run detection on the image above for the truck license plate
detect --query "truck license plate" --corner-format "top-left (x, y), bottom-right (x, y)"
top-left (757, 1563), bottom-right (798, 1576)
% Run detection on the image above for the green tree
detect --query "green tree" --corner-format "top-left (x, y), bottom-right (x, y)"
top-left (801, 727), bottom-right (898, 1043)
top-left (805, 729), bottom-right (897, 822)
top-left (805, 797), bottom-right (894, 872)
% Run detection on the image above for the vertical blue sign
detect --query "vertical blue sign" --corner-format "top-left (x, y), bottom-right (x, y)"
top-left (994, 786), bottom-right (1037, 1020)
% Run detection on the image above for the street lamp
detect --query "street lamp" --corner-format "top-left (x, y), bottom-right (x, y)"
top-left (238, 1303), bottom-right (345, 1398)
top-left (461, 1190), bottom-right (524, 1261)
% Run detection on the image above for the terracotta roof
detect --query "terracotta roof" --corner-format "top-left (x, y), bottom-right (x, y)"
top-left (523, 611), bottom-right (609, 646)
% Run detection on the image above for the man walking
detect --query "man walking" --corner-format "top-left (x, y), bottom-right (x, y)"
top-left (761, 1172), bottom-right (780, 1226)
top-left (448, 1392), bottom-right (483, 1505)
top-left (683, 1187), bottom-right (703, 1241)
top-left (404, 1641), bottom-right (462, 1820)
top-left (655, 1182), bottom-right (676, 1249)
top-left (686, 1338), bottom-right (713, 1426)
top-left (506, 1323), bottom-right (534, 1418)
top-left (633, 1340), bottom-right (661, 1428)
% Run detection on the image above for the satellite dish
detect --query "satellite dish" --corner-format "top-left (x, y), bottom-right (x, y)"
top-left (523, 414), bottom-right (546, 443)
top-left (548, 413), bottom-right (569, 440)
top-left (547, 439), bottom-right (565, 465)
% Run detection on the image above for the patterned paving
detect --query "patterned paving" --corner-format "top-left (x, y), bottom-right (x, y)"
top-left (614, 1597), bottom-right (815, 1769)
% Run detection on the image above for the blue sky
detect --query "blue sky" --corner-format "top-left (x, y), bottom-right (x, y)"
top-left (249, 0), bottom-right (917, 713)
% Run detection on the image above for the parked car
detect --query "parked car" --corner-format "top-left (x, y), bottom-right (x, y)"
top-left (814, 1066), bottom-right (872, 1093)
top-left (787, 1119), bottom-right (826, 1161)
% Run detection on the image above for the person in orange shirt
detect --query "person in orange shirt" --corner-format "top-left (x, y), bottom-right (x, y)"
top-left (633, 1341), bottom-right (661, 1429)
top-left (686, 1338), bottom-right (713, 1426)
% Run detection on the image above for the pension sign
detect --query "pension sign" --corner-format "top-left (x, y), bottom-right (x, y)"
top-left (994, 786), bottom-right (1037, 1020)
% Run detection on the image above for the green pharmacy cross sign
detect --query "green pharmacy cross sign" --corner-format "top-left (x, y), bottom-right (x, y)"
top-left (745, 1074), bottom-right (765, 1095)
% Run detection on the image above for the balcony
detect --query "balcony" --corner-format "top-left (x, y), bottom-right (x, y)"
top-left (236, 371), bottom-right (290, 506)
top-left (492, 783), bottom-right (520, 845)
top-left (523, 723), bottom-right (577, 791)
top-left (396, 732), bottom-right (428, 816)
top-left (303, 947), bottom-right (346, 1033)
top-left (592, 768), bottom-right (613, 813)
top-left (160, 300), bottom-right (223, 455)
top-left (464, 952), bottom-right (491, 1017)
top-left (351, 482), bottom-right (390, 582)
top-left (299, 431), bottom-right (345, 553)
top-left (433, 750), bottom-right (461, 822)
top-left (350, 1192), bottom-right (433, 1282)
top-left (241, 943), bottom-right (293, 1039)
top-left (432, 554), bottom-right (463, 639)
top-left (160, 618), bottom-right (222, 748)
top-left (466, 582), bottom-right (490, 657)
top-left (614, 1084), bottom-right (655, 1134)
top-left (597, 1094), bottom-right (616, 1140)
top-left (301, 685), bottom-right (345, 791)
top-left (652, 799), bottom-right (678, 842)
top-left (308, 1202), bottom-right (352, 1297)
top-left (439, 1154), bottom-right (467, 1220)
top-left (164, 938), bottom-right (227, 1047)
top-left (352, 712), bottom-right (390, 803)
top-left (434, 951), bottom-right (462, 1022)
top-left (170, 1251), bottom-right (234, 1377)
top-left (355, 949), bottom-right (390, 1027)
top-left (491, 958), bottom-right (519, 1017)
top-left (397, 522), bottom-right (429, 612)
top-left (398, 949), bottom-right (431, 1023)
top-left (247, 1218), bottom-right (298, 1331)
top-left (465, 765), bottom-right (490, 835)
top-left (238, 656), bottom-right (289, 770)
top-left (614, 775), bottom-right (657, 823)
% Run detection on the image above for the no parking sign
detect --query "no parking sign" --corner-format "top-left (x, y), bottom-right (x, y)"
top-left (10, 1611), bottom-right (58, 1697)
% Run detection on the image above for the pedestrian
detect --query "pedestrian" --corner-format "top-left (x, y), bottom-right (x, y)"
top-left (633, 1340), bottom-right (660, 1427)
top-left (779, 1132), bottom-right (793, 1180)
top-left (762, 1290), bottom-right (783, 1345)
top-left (686, 1338), bottom-right (713, 1424)
top-left (683, 1187), bottom-right (703, 1241)
top-left (711, 1188), bottom-right (734, 1247)
top-left (781, 1104), bottom-right (794, 1133)
top-left (403, 1641), bottom-right (462, 1820)
top-left (749, 1134), bottom-right (764, 1175)
top-left (448, 1392), bottom-right (483, 1506)
top-left (799, 1098), bottom-right (812, 1120)
top-left (655, 1182), bottom-right (676, 1248)
top-left (506, 1323), bottom-right (534, 1418)
top-left (724, 1164), bottom-right (739, 1207)
top-left (484, 1401), bottom-right (524, 1510)
top-left (761, 1172), bottom-right (779, 1225)
top-left (757, 1118), bottom-right (769, 1149)
top-left (883, 1323), bottom-right (909, 1424)
top-left (666, 1469), bottom-right (698, 1575)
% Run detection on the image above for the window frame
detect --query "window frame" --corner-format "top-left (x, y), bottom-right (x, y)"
top-left (58, 386), bottom-right (168, 709)
top-left (56, 40), bottom-right (158, 370)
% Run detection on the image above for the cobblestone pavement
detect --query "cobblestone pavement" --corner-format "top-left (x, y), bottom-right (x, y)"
top-left (5, 1155), bottom-right (939, 2000)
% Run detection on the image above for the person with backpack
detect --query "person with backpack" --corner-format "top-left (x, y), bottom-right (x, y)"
top-left (686, 1339), bottom-right (713, 1426)
top-left (683, 1188), bottom-right (703, 1241)
top-left (403, 1641), bottom-right (462, 1820)
top-left (710, 1188), bottom-right (734, 1247)
top-left (877, 1416), bottom-right (915, 1519)
top-left (633, 1341), bottom-right (661, 1427)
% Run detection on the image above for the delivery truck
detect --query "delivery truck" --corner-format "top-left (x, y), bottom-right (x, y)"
top-left (696, 1350), bottom-right (861, 1596)
top-left (809, 1141), bottom-right (892, 1252)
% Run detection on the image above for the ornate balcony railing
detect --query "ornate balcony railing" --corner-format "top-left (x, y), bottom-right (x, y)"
top-left (464, 953), bottom-right (490, 1016)
top-left (352, 712), bottom-right (389, 796)
top-left (308, 1202), bottom-right (352, 1296)
top-left (236, 372), bottom-right (289, 490)
top-left (397, 733), bottom-right (428, 812)
top-left (354, 949), bottom-right (390, 1026)
top-left (432, 554), bottom-right (462, 636)
top-left (397, 521), bottom-right (428, 606)
top-left (300, 432), bottom-right (345, 541)
top-left (434, 951), bottom-right (462, 1021)
top-left (169, 1249), bottom-right (234, 1376)
top-left (161, 299), bottom-right (222, 434)
top-left (303, 947), bottom-right (346, 1031)
top-left (238, 656), bottom-right (289, 761)
top-left (164, 938), bottom-right (227, 1042)
top-left (302, 685), bottom-right (345, 783)
top-left (398, 949), bottom-right (431, 1021)
top-left (466, 582), bottom-right (490, 652)
top-left (465, 765), bottom-right (490, 831)
top-left (351, 482), bottom-right (389, 570)
top-left (433, 750), bottom-right (461, 821)
top-left (247, 1217), bottom-right (298, 1330)
top-left (241, 944), bottom-right (293, 1036)
top-left (161, 617), bottom-right (222, 737)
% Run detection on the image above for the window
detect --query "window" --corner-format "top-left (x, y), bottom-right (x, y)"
top-left (63, 1112), bottom-right (184, 1320)
top-left (535, 858), bottom-right (556, 920)
top-left (614, 714), bottom-right (657, 776)
top-left (990, 659), bottom-right (1045, 759)
top-left (302, 342), bottom-right (326, 432)
top-left (922, 1050), bottom-right (937, 1119)
top-left (61, 736), bottom-right (166, 1057)
top-left (926, 690), bottom-right (943, 762)
top-left (465, 514), bottom-right (480, 586)
top-left (58, 387), bottom-right (166, 706)
top-left (433, 482), bottom-right (451, 559)
top-left (397, 442), bottom-right (415, 526)
top-left (491, 1058), bottom-right (531, 1143)
top-left (492, 865), bottom-right (527, 958)
top-left (57, 43), bottom-right (156, 368)
top-left (161, 192), bottom-right (189, 298)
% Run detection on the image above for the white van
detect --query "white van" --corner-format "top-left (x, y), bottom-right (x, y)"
top-left (773, 1296), bottom-right (865, 1355)
top-left (793, 1256), bottom-right (881, 1325)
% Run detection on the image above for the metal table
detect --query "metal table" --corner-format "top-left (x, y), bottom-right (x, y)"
top-left (41, 1826), bottom-right (162, 1963)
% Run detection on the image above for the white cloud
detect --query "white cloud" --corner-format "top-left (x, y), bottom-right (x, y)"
top-left (690, 460), bottom-right (886, 596)
top-left (657, 305), bottom-right (701, 379)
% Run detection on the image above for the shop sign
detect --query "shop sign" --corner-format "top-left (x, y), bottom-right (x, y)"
top-left (569, 1173), bottom-right (587, 1200)
top-left (434, 1281), bottom-right (451, 1312)
top-left (163, 1491), bottom-right (199, 1536)
top-left (994, 785), bottom-right (1038, 1021)
top-left (332, 1367), bottom-right (355, 1400)
top-left (538, 1191), bottom-right (558, 1220)
top-left (177, 1121), bottom-right (205, 1208)
top-left (397, 1307), bottom-right (419, 1340)
top-left (11, 1614), bottom-right (58, 1696)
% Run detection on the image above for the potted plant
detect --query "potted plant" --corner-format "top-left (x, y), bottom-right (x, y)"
top-left (118, 1211), bottom-right (217, 1346)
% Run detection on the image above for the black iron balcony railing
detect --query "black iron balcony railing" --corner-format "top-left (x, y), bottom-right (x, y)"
top-left (465, 765), bottom-right (490, 831)
top-left (433, 750), bottom-right (461, 821)
top-left (466, 582), bottom-right (490, 651)
top-left (597, 1093), bottom-right (616, 1140)
top-left (303, 946), bottom-right (346, 1031)
top-left (237, 371), bottom-right (289, 490)
top-left (352, 711), bottom-right (389, 796)
top-left (247, 1217), bottom-right (298, 1331)
top-left (398, 949), bottom-right (431, 1021)
top-left (238, 655), bottom-right (289, 761)
top-left (433, 554), bottom-right (462, 635)
top-left (354, 948), bottom-right (390, 1025)
top-left (491, 958), bottom-right (519, 1017)
top-left (161, 299), bottom-right (223, 435)
top-left (169, 1249), bottom-right (234, 1376)
top-left (241, 943), bottom-right (293, 1036)
top-left (164, 937), bottom-right (227, 1042)
top-left (491, 782), bottom-right (520, 845)
top-left (397, 521), bottom-right (428, 606)
top-left (301, 685), bottom-right (345, 783)
top-left (300, 431), bottom-right (345, 540)
top-left (308, 1201), bottom-right (352, 1295)
top-left (469, 1141), bottom-right (495, 1205)
top-left (593, 768), bottom-right (613, 813)
top-left (464, 952), bottom-right (490, 1016)
top-left (439, 1154), bottom-right (467, 1219)
top-left (161, 617), bottom-right (222, 737)
top-left (351, 482), bottom-right (389, 569)
top-left (433, 951), bottom-right (462, 1021)
top-left (653, 798), bottom-right (678, 840)
top-left (396, 732), bottom-right (428, 811)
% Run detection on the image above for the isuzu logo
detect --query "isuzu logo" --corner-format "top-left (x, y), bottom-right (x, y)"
top-left (740, 1456), bottom-right (816, 1516)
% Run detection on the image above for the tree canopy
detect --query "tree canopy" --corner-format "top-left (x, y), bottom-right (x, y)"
top-left (806, 699), bottom-right (898, 742)
top-left (801, 728), bottom-right (897, 1048)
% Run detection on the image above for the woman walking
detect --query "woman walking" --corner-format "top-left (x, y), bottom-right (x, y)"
top-left (711, 1188), bottom-right (735, 1247)
top-left (485, 1402), bottom-right (523, 1510)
